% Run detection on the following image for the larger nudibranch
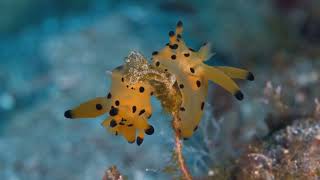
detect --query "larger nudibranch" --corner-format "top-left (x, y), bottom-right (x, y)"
top-left (151, 21), bottom-right (254, 138)
top-left (64, 21), bottom-right (254, 145)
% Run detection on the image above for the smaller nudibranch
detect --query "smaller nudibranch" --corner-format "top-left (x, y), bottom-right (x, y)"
top-left (64, 59), bottom-right (155, 145)
top-left (152, 21), bottom-right (254, 138)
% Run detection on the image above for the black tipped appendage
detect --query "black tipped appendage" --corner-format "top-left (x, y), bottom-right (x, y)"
top-left (169, 31), bottom-right (175, 37)
top-left (235, 91), bottom-right (244, 101)
top-left (110, 120), bottom-right (117, 127)
top-left (136, 137), bottom-right (144, 146)
top-left (247, 72), bottom-right (255, 81)
top-left (109, 107), bottom-right (118, 116)
top-left (177, 20), bottom-right (183, 27)
top-left (145, 125), bottom-right (154, 135)
top-left (64, 110), bottom-right (73, 119)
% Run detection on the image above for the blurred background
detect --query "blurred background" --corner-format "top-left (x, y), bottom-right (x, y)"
top-left (0, 0), bottom-right (319, 179)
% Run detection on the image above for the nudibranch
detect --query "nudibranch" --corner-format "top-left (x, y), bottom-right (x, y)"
top-left (64, 21), bottom-right (254, 145)
top-left (151, 21), bottom-right (254, 138)
top-left (64, 52), bottom-right (181, 145)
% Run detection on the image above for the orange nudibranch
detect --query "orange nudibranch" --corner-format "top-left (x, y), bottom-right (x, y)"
top-left (64, 21), bottom-right (254, 145)
top-left (151, 21), bottom-right (254, 138)
top-left (65, 62), bottom-right (155, 146)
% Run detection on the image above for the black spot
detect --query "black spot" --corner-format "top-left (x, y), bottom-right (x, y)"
top-left (193, 126), bottom-right (198, 132)
top-left (177, 34), bottom-right (182, 39)
top-left (183, 138), bottom-right (189, 140)
top-left (136, 136), bottom-right (144, 146)
top-left (180, 107), bottom-right (185, 111)
top-left (169, 44), bottom-right (178, 49)
top-left (131, 87), bottom-right (134, 90)
top-left (169, 31), bottom-right (175, 37)
top-left (119, 122), bottom-right (125, 125)
top-left (126, 85), bottom-right (129, 88)
top-left (189, 48), bottom-right (195, 52)
top-left (96, 104), bottom-right (103, 110)
top-left (190, 67), bottom-right (195, 73)
top-left (179, 84), bottom-right (184, 89)
top-left (121, 118), bottom-right (127, 122)
top-left (247, 72), bottom-right (255, 81)
top-left (196, 80), bottom-right (201, 87)
top-left (121, 77), bottom-right (124, 82)
top-left (156, 61), bottom-right (160, 67)
top-left (128, 124), bottom-right (133, 127)
top-left (166, 43), bottom-right (169, 46)
top-left (145, 125), bottom-right (154, 135)
top-left (64, 110), bottom-right (73, 118)
top-left (177, 20), bottom-right (183, 27)
top-left (184, 53), bottom-right (190, 57)
top-left (115, 131), bottom-right (118, 136)
top-left (201, 102), bottom-right (205, 110)
top-left (109, 106), bottom-right (119, 116)
top-left (107, 93), bottom-right (112, 99)
top-left (235, 91), bottom-right (244, 101)
top-left (165, 69), bottom-right (168, 72)
top-left (115, 100), bottom-right (120, 106)
top-left (139, 109), bottom-right (145, 116)
top-left (152, 51), bottom-right (158, 55)
top-left (148, 114), bottom-right (152, 119)
top-left (139, 87), bottom-right (145, 93)
top-left (132, 106), bottom-right (136, 113)
top-left (110, 120), bottom-right (117, 127)
top-left (150, 92), bottom-right (154, 96)
top-left (171, 55), bottom-right (176, 60)
top-left (202, 42), bottom-right (207, 46)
